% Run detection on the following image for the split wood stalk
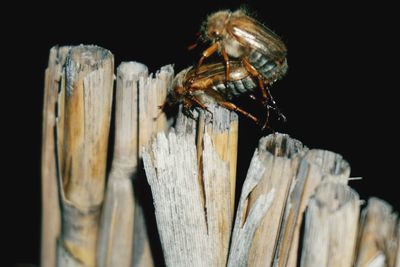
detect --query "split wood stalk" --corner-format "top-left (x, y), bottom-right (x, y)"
top-left (245, 134), bottom-right (306, 267)
top-left (355, 198), bottom-right (399, 267)
top-left (97, 62), bottom-right (174, 267)
top-left (143, 106), bottom-right (238, 267)
top-left (281, 149), bottom-right (351, 267)
top-left (96, 62), bottom-right (146, 267)
top-left (41, 46), bottom-right (71, 267)
top-left (300, 182), bottom-right (360, 267)
top-left (133, 64), bottom-right (173, 267)
top-left (56, 45), bottom-right (114, 267)
top-left (41, 45), bottom-right (400, 267)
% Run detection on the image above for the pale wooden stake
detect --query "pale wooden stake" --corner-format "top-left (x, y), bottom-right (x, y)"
top-left (355, 198), bottom-right (399, 267)
top-left (133, 64), bottom-right (173, 267)
top-left (246, 134), bottom-right (306, 267)
top-left (281, 149), bottom-right (351, 267)
top-left (199, 106), bottom-right (238, 266)
top-left (56, 45), bottom-right (114, 267)
top-left (227, 142), bottom-right (278, 267)
top-left (300, 182), bottom-right (360, 267)
top-left (197, 106), bottom-right (238, 214)
top-left (96, 62), bottom-right (148, 267)
top-left (143, 105), bottom-right (238, 267)
top-left (41, 46), bottom-right (70, 267)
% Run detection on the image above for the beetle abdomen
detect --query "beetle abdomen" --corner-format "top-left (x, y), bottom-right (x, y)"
top-left (212, 75), bottom-right (257, 98)
top-left (248, 51), bottom-right (288, 82)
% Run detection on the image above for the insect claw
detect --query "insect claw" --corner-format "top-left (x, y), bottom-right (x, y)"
top-left (278, 113), bottom-right (287, 122)
top-left (205, 108), bottom-right (213, 121)
top-left (188, 43), bottom-right (198, 51)
top-left (260, 118), bottom-right (275, 133)
top-left (188, 110), bottom-right (197, 120)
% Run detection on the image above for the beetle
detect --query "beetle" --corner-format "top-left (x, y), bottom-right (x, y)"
top-left (167, 59), bottom-right (287, 129)
top-left (193, 9), bottom-right (287, 107)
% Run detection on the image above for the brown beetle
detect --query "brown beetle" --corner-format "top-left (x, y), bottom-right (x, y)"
top-left (167, 59), bottom-right (287, 129)
top-left (193, 9), bottom-right (287, 107)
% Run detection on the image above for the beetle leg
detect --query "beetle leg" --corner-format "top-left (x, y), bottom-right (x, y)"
top-left (242, 57), bottom-right (286, 123)
top-left (242, 57), bottom-right (269, 105)
top-left (221, 47), bottom-right (231, 85)
top-left (196, 42), bottom-right (219, 76)
top-left (219, 100), bottom-right (259, 124)
top-left (182, 98), bottom-right (195, 119)
top-left (263, 86), bottom-right (287, 122)
top-left (188, 95), bottom-right (213, 118)
top-left (182, 93), bottom-right (213, 119)
top-left (204, 88), bottom-right (260, 125)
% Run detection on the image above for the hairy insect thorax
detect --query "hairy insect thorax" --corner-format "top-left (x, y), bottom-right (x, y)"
top-left (223, 36), bottom-right (247, 58)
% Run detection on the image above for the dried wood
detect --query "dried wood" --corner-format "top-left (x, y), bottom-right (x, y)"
top-left (41, 46), bottom-right (70, 267)
top-left (245, 134), bottom-right (306, 267)
top-left (196, 106), bottom-right (239, 214)
top-left (40, 44), bottom-right (400, 267)
top-left (96, 62), bottom-right (147, 267)
top-left (300, 182), bottom-right (360, 267)
top-left (133, 64), bottom-right (173, 267)
top-left (355, 198), bottom-right (399, 267)
top-left (279, 149), bottom-right (351, 267)
top-left (56, 45), bottom-right (114, 267)
top-left (143, 105), bottom-right (238, 267)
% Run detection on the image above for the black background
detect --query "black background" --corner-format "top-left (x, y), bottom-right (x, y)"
top-left (4, 1), bottom-right (398, 265)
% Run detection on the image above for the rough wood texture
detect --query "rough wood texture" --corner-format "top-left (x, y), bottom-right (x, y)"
top-left (282, 150), bottom-right (351, 267)
top-left (40, 45), bottom-right (400, 267)
top-left (133, 64), bottom-right (174, 267)
top-left (56, 45), bottom-right (114, 267)
top-left (41, 46), bottom-right (70, 267)
top-left (355, 198), bottom-right (399, 267)
top-left (96, 62), bottom-right (147, 267)
top-left (246, 134), bottom-right (306, 267)
top-left (227, 138), bottom-right (280, 267)
top-left (143, 105), bottom-right (238, 267)
top-left (196, 107), bottom-right (239, 214)
top-left (300, 182), bottom-right (360, 267)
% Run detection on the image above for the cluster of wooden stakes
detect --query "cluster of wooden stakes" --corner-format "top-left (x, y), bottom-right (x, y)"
top-left (41, 43), bottom-right (399, 267)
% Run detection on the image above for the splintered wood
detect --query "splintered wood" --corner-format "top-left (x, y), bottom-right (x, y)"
top-left (41, 46), bottom-right (70, 267)
top-left (355, 198), bottom-right (399, 267)
top-left (40, 45), bottom-right (173, 267)
top-left (55, 45), bottom-right (114, 267)
top-left (97, 62), bottom-right (173, 267)
top-left (41, 45), bottom-right (399, 267)
top-left (143, 128), bottom-right (399, 267)
top-left (96, 62), bottom-right (146, 267)
top-left (143, 107), bottom-right (238, 267)
top-left (300, 183), bottom-right (360, 267)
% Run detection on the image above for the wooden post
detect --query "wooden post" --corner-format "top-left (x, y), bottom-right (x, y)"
top-left (355, 198), bottom-right (399, 267)
top-left (280, 149), bottom-right (351, 267)
top-left (96, 62), bottom-right (174, 267)
top-left (41, 46), bottom-right (70, 267)
top-left (133, 64), bottom-right (173, 267)
top-left (40, 45), bottom-right (400, 267)
top-left (300, 182), bottom-right (360, 267)
top-left (245, 134), bottom-right (306, 267)
top-left (56, 45), bottom-right (114, 267)
top-left (96, 62), bottom-right (146, 267)
top-left (143, 105), bottom-right (238, 267)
